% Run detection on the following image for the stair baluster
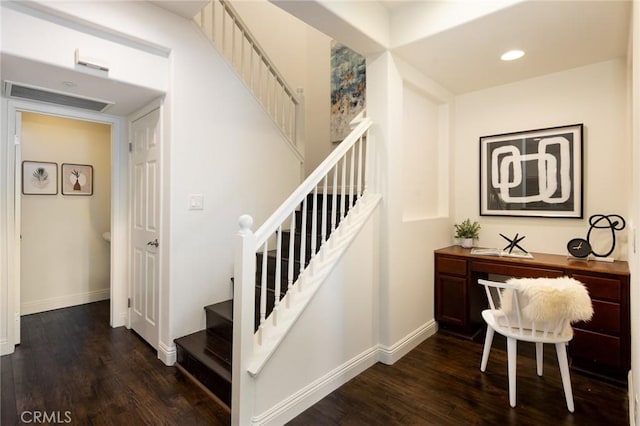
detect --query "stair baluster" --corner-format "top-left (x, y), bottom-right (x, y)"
top-left (258, 242), bottom-right (268, 344)
top-left (273, 225), bottom-right (282, 326)
top-left (194, 0), bottom-right (303, 158)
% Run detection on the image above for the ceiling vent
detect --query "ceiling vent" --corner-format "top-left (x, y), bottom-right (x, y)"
top-left (4, 81), bottom-right (113, 112)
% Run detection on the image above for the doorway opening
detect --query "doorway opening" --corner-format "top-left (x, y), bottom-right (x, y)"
top-left (20, 112), bottom-right (112, 315)
top-left (4, 99), bottom-right (128, 354)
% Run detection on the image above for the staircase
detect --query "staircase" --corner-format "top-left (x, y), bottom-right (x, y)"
top-left (175, 301), bottom-right (233, 406)
top-left (175, 0), bottom-right (375, 414)
top-left (174, 193), bottom-right (353, 407)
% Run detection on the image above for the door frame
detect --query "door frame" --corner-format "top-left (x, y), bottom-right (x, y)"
top-left (3, 99), bottom-right (128, 355)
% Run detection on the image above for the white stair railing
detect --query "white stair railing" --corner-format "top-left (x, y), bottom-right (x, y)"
top-left (232, 115), bottom-right (373, 424)
top-left (194, 0), bottom-right (303, 159)
top-left (253, 115), bottom-right (370, 340)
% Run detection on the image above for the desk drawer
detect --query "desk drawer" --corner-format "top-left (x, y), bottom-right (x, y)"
top-left (574, 299), bottom-right (620, 335)
top-left (471, 261), bottom-right (563, 279)
top-left (437, 256), bottom-right (467, 276)
top-left (571, 274), bottom-right (621, 302)
top-left (570, 328), bottom-right (622, 370)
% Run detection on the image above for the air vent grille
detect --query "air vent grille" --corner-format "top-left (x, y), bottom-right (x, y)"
top-left (4, 81), bottom-right (113, 112)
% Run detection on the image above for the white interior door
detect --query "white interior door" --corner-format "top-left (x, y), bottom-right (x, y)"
top-left (130, 107), bottom-right (161, 349)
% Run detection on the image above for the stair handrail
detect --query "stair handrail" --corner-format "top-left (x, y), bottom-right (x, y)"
top-left (194, 0), bottom-right (304, 159)
top-left (254, 116), bottom-right (372, 248)
top-left (215, 0), bottom-right (299, 104)
top-left (233, 115), bottom-right (373, 425)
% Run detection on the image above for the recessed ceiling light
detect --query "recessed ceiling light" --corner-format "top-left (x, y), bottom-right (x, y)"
top-left (501, 50), bottom-right (525, 61)
top-left (62, 81), bottom-right (77, 87)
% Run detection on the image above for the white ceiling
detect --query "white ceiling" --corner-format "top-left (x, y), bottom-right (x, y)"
top-left (388, 0), bottom-right (631, 94)
top-left (1, 1), bottom-right (631, 115)
top-left (149, 0), bottom-right (208, 19)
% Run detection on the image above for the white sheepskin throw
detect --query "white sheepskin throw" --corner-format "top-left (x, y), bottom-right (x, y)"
top-left (502, 277), bottom-right (593, 323)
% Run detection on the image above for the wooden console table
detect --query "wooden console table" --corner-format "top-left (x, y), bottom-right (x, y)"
top-left (434, 245), bottom-right (630, 380)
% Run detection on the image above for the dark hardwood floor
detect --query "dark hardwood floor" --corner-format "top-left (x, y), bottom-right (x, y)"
top-left (290, 333), bottom-right (629, 425)
top-left (1, 301), bottom-right (230, 425)
top-left (2, 301), bottom-right (629, 425)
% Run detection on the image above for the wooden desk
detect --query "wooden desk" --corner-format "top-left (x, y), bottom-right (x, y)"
top-left (434, 245), bottom-right (630, 380)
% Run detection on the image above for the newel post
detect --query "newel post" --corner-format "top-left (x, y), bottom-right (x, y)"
top-left (232, 214), bottom-right (256, 426)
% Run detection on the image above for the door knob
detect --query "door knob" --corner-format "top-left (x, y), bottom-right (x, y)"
top-left (147, 239), bottom-right (159, 247)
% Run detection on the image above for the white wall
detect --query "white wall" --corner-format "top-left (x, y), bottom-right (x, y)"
top-left (20, 113), bottom-right (111, 314)
top-left (2, 1), bottom-right (302, 360)
top-left (454, 59), bottom-right (630, 259)
top-left (233, 0), bottom-right (333, 176)
top-left (252, 209), bottom-right (380, 424)
top-left (0, 3), bottom-right (168, 93)
top-left (367, 52), bottom-right (453, 351)
top-left (629, 2), bottom-right (639, 424)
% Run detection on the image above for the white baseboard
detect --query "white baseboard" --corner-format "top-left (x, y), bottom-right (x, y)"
top-left (113, 310), bottom-right (128, 328)
top-left (377, 319), bottom-right (438, 365)
top-left (0, 338), bottom-right (13, 356)
top-left (250, 320), bottom-right (438, 425)
top-left (158, 340), bottom-right (176, 366)
top-left (251, 346), bottom-right (379, 426)
top-left (21, 288), bottom-right (110, 315)
top-left (630, 370), bottom-right (636, 426)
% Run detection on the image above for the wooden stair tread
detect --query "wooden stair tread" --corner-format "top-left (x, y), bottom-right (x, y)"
top-left (174, 330), bottom-right (231, 382)
top-left (205, 329), bottom-right (232, 366)
top-left (205, 300), bottom-right (233, 323)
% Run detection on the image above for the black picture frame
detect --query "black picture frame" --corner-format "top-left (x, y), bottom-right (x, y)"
top-left (61, 163), bottom-right (93, 196)
top-left (479, 123), bottom-right (583, 218)
top-left (22, 161), bottom-right (58, 195)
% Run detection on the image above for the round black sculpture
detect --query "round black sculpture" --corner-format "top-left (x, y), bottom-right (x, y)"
top-left (567, 214), bottom-right (625, 259)
top-left (586, 214), bottom-right (625, 258)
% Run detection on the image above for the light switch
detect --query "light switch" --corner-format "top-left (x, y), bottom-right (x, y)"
top-left (189, 194), bottom-right (204, 210)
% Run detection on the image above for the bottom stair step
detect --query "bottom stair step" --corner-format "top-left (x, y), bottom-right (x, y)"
top-left (175, 330), bottom-right (231, 407)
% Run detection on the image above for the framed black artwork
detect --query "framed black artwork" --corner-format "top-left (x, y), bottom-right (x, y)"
top-left (479, 123), bottom-right (583, 218)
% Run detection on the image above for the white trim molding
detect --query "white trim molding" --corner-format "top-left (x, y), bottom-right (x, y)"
top-left (158, 340), bottom-right (177, 366)
top-left (249, 320), bottom-right (438, 425)
top-left (21, 288), bottom-right (110, 316)
top-left (377, 320), bottom-right (438, 365)
top-left (251, 346), bottom-right (379, 426)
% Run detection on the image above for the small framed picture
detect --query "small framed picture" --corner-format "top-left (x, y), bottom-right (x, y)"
top-left (22, 161), bottom-right (58, 195)
top-left (479, 123), bottom-right (583, 218)
top-left (61, 163), bottom-right (93, 196)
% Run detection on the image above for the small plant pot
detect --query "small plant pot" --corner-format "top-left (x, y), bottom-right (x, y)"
top-left (460, 238), bottom-right (474, 248)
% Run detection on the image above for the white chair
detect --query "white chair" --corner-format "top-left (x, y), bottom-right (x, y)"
top-left (478, 277), bottom-right (593, 412)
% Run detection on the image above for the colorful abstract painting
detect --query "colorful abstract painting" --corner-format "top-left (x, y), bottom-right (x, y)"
top-left (330, 41), bottom-right (366, 143)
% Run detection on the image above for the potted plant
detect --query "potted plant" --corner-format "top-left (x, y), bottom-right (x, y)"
top-left (454, 218), bottom-right (481, 248)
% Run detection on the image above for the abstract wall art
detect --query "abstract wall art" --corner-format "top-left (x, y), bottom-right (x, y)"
top-left (330, 41), bottom-right (366, 143)
top-left (480, 123), bottom-right (583, 218)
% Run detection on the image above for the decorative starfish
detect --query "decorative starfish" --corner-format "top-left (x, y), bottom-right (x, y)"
top-left (500, 233), bottom-right (528, 254)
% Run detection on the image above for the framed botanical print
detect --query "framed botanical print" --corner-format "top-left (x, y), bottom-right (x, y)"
top-left (61, 163), bottom-right (93, 196)
top-left (22, 161), bottom-right (58, 195)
